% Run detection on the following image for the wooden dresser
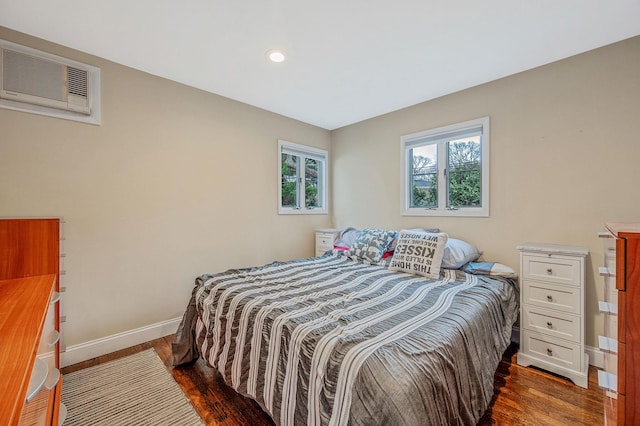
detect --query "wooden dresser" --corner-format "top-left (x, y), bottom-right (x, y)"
top-left (598, 223), bottom-right (640, 425)
top-left (0, 219), bottom-right (64, 426)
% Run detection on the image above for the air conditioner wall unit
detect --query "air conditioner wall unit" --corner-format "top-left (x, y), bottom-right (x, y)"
top-left (0, 39), bottom-right (100, 124)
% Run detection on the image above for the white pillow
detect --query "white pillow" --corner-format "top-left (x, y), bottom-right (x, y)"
top-left (442, 238), bottom-right (482, 269)
top-left (389, 231), bottom-right (448, 279)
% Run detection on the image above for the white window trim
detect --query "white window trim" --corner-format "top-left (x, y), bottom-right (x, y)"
top-left (278, 139), bottom-right (328, 215)
top-left (400, 117), bottom-right (490, 217)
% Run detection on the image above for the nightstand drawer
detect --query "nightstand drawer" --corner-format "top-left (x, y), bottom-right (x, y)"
top-left (522, 281), bottom-right (581, 314)
top-left (522, 332), bottom-right (582, 370)
top-left (316, 235), bottom-right (335, 255)
top-left (522, 254), bottom-right (582, 287)
top-left (315, 229), bottom-right (340, 257)
top-left (316, 234), bottom-right (336, 248)
top-left (522, 305), bottom-right (580, 343)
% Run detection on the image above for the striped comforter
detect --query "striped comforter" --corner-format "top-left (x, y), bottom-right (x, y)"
top-left (172, 254), bottom-right (519, 426)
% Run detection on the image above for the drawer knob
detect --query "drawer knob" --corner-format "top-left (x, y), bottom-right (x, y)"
top-left (546, 348), bottom-right (553, 356)
top-left (546, 268), bottom-right (553, 275)
top-left (546, 321), bottom-right (553, 329)
top-left (546, 295), bottom-right (553, 302)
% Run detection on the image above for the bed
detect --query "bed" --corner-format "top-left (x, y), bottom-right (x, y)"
top-left (172, 229), bottom-right (519, 426)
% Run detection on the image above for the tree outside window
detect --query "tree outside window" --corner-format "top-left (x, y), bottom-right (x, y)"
top-left (278, 140), bottom-right (328, 214)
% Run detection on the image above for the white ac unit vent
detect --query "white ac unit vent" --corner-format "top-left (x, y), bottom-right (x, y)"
top-left (0, 39), bottom-right (101, 124)
top-left (1, 47), bottom-right (91, 114)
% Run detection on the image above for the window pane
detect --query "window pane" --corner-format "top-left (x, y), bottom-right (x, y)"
top-left (410, 144), bottom-right (438, 208)
top-left (279, 140), bottom-right (328, 214)
top-left (281, 153), bottom-right (298, 208)
top-left (305, 158), bottom-right (322, 208)
top-left (447, 136), bottom-right (481, 208)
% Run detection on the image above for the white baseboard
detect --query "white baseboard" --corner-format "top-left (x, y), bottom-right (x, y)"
top-left (61, 317), bottom-right (182, 368)
top-left (586, 345), bottom-right (604, 369)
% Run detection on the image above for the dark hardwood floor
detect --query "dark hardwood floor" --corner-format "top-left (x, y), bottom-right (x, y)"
top-left (62, 336), bottom-right (604, 425)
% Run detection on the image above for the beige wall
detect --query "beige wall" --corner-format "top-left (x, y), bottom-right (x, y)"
top-left (2, 25), bottom-right (639, 353)
top-left (331, 36), bottom-right (640, 348)
top-left (0, 27), bottom-right (332, 346)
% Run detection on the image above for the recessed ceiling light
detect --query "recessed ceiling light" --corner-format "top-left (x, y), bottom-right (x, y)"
top-left (266, 49), bottom-right (286, 63)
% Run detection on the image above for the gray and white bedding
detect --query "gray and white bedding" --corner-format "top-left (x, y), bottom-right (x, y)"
top-left (172, 253), bottom-right (519, 426)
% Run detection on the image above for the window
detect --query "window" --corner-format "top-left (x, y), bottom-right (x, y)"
top-left (278, 140), bottom-right (328, 214)
top-left (401, 117), bottom-right (489, 217)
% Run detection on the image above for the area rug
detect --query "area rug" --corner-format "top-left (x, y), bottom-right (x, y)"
top-left (62, 349), bottom-right (203, 426)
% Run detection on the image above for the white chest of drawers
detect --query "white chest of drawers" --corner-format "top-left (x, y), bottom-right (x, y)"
top-left (315, 229), bottom-right (341, 257)
top-left (516, 242), bottom-right (589, 388)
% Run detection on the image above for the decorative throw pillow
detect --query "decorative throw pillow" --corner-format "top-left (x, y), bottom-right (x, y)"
top-left (348, 228), bottom-right (397, 264)
top-left (389, 230), bottom-right (448, 279)
top-left (388, 227), bottom-right (440, 252)
top-left (441, 238), bottom-right (482, 269)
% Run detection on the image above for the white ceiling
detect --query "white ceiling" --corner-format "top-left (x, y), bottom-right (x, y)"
top-left (1, 0), bottom-right (639, 130)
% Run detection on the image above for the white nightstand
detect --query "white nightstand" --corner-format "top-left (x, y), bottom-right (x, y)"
top-left (315, 229), bottom-right (341, 257)
top-left (516, 242), bottom-right (589, 388)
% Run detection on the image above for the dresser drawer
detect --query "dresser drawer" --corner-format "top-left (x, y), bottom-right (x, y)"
top-left (522, 305), bottom-right (581, 343)
top-left (316, 234), bottom-right (335, 249)
top-left (315, 230), bottom-right (340, 257)
top-left (315, 236), bottom-right (334, 256)
top-left (522, 332), bottom-right (582, 370)
top-left (522, 254), bottom-right (582, 287)
top-left (523, 281), bottom-right (581, 314)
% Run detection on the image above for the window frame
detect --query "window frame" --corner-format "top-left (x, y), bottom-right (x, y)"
top-left (278, 139), bottom-right (328, 215)
top-left (400, 117), bottom-right (490, 217)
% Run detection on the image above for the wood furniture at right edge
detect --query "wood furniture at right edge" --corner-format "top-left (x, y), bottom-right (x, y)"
top-left (598, 223), bottom-right (640, 425)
